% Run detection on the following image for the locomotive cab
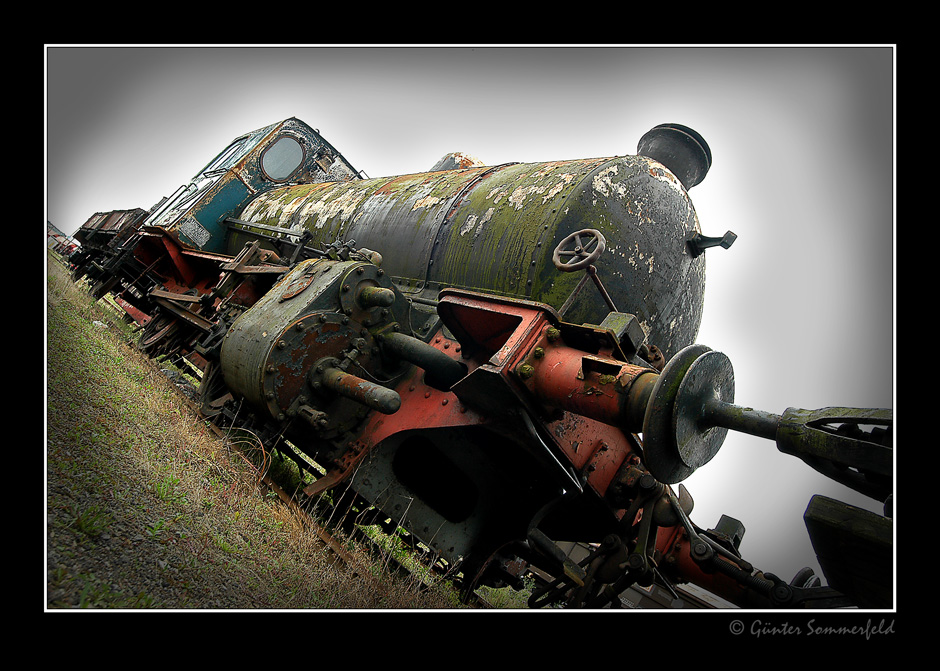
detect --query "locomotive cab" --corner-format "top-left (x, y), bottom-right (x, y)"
top-left (141, 117), bottom-right (361, 255)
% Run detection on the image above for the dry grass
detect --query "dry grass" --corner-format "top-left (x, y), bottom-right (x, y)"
top-left (45, 253), bottom-right (469, 610)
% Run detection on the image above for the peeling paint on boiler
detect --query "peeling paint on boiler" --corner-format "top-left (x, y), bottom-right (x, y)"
top-left (544, 174), bottom-right (574, 202)
top-left (459, 207), bottom-right (495, 237)
top-left (413, 196), bottom-right (442, 211)
top-left (591, 164), bottom-right (626, 200)
top-left (297, 187), bottom-right (371, 228)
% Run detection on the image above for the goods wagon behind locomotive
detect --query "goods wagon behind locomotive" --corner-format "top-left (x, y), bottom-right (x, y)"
top-left (66, 117), bottom-right (892, 609)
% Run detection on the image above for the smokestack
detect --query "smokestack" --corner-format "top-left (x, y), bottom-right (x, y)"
top-left (637, 123), bottom-right (712, 190)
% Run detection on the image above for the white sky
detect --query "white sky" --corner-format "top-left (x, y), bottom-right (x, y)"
top-left (44, 45), bottom-right (895, 592)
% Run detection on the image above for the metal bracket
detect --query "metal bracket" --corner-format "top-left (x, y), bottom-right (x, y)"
top-left (687, 230), bottom-right (737, 257)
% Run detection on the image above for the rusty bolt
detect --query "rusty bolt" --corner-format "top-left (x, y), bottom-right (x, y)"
top-left (517, 364), bottom-right (535, 379)
top-left (546, 327), bottom-right (561, 342)
top-left (533, 347), bottom-right (544, 359)
top-left (343, 284), bottom-right (350, 292)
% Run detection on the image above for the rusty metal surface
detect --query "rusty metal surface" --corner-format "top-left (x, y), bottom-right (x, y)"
top-left (219, 256), bottom-right (413, 446)
top-left (234, 154), bottom-right (705, 360)
top-left (65, 114), bottom-right (894, 608)
top-left (232, 167), bottom-right (493, 286)
top-left (74, 209), bottom-right (148, 245)
top-left (220, 258), bottom-right (351, 410)
top-left (143, 118), bottom-right (361, 255)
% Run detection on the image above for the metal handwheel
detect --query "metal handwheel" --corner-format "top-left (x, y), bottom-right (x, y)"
top-left (552, 229), bottom-right (606, 272)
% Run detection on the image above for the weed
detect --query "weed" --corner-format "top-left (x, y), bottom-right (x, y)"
top-left (154, 475), bottom-right (188, 505)
top-left (145, 519), bottom-right (167, 538)
top-left (74, 573), bottom-right (156, 609)
top-left (66, 503), bottom-right (113, 537)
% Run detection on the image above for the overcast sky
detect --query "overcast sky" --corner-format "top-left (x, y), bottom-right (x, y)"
top-left (44, 45), bottom-right (895, 592)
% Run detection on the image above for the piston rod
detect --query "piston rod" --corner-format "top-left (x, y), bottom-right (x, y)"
top-left (700, 401), bottom-right (780, 441)
top-left (318, 365), bottom-right (401, 414)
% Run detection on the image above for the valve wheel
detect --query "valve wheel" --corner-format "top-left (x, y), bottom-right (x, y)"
top-left (552, 229), bottom-right (606, 272)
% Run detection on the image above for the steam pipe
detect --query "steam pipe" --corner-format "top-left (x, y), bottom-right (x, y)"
top-left (379, 331), bottom-right (467, 391)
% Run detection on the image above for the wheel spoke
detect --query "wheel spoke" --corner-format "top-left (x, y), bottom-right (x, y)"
top-left (551, 228), bottom-right (607, 272)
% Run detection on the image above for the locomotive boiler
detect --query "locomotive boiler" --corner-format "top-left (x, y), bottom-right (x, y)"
top-left (67, 117), bottom-right (893, 609)
top-left (227, 123), bottom-right (713, 363)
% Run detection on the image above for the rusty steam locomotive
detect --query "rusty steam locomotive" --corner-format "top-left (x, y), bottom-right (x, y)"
top-left (66, 117), bottom-right (893, 609)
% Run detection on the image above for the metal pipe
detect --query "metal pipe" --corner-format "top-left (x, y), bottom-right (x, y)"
top-left (357, 286), bottom-right (396, 308)
top-left (319, 366), bottom-right (401, 414)
top-left (379, 331), bottom-right (466, 391)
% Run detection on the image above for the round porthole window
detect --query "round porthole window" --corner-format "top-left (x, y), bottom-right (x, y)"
top-left (261, 136), bottom-right (304, 181)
